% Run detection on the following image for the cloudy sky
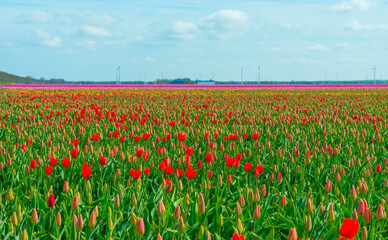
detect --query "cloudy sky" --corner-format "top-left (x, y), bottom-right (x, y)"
top-left (0, 0), bottom-right (387, 82)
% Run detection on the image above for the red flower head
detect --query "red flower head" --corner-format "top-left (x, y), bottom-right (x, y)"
top-left (49, 157), bottom-right (58, 167)
top-left (119, 136), bottom-right (125, 143)
top-left (136, 149), bottom-right (144, 157)
top-left (71, 149), bottom-right (79, 158)
top-left (178, 133), bottom-right (186, 142)
top-left (45, 166), bottom-right (53, 175)
top-left (113, 131), bottom-right (119, 138)
top-left (244, 163), bottom-right (253, 172)
top-left (47, 194), bottom-right (55, 208)
top-left (62, 158), bottom-right (71, 168)
top-left (134, 136), bottom-right (140, 142)
top-left (232, 233), bottom-right (245, 240)
top-left (164, 166), bottom-right (174, 175)
top-left (186, 167), bottom-right (197, 179)
top-left (208, 170), bottom-right (213, 178)
top-left (144, 167), bottom-right (151, 175)
top-left (73, 139), bottom-right (79, 146)
top-left (339, 219), bottom-right (359, 240)
top-left (376, 164), bottom-right (381, 173)
top-left (82, 162), bottom-right (92, 179)
top-left (142, 133), bottom-right (150, 140)
top-left (176, 169), bottom-right (184, 178)
top-left (186, 147), bottom-right (194, 156)
top-left (254, 166), bottom-right (264, 178)
top-left (99, 156), bottom-right (107, 166)
top-left (205, 153), bottom-right (213, 162)
top-left (130, 169), bottom-right (142, 179)
top-left (30, 160), bottom-right (37, 169)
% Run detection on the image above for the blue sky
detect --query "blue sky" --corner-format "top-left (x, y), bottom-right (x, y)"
top-left (1, 0), bottom-right (387, 82)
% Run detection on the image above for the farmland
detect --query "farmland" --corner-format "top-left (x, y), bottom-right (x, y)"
top-left (0, 87), bottom-right (387, 240)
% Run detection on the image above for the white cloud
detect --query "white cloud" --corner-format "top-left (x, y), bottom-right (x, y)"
top-left (81, 25), bottom-right (111, 37)
top-left (200, 9), bottom-right (249, 40)
top-left (77, 40), bottom-right (97, 51)
top-left (16, 10), bottom-right (54, 24)
top-left (309, 44), bottom-right (329, 51)
top-left (281, 22), bottom-right (293, 29)
top-left (169, 21), bottom-right (198, 40)
top-left (36, 30), bottom-right (62, 47)
top-left (335, 42), bottom-right (351, 48)
top-left (330, 0), bottom-right (376, 11)
top-left (346, 20), bottom-right (388, 30)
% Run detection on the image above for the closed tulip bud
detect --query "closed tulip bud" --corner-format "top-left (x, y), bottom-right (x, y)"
top-left (248, 189), bottom-right (254, 202)
top-left (376, 204), bottom-right (385, 220)
top-left (319, 203), bottom-right (325, 214)
top-left (288, 228), bottom-right (297, 240)
top-left (114, 194), bottom-right (120, 209)
top-left (328, 205), bottom-right (335, 222)
top-left (304, 215), bottom-right (312, 232)
top-left (198, 193), bottom-right (206, 215)
top-left (71, 195), bottom-right (79, 209)
top-left (86, 180), bottom-right (91, 192)
top-left (352, 209), bottom-right (358, 221)
top-left (157, 200), bottom-right (165, 217)
top-left (217, 213), bottom-right (223, 227)
top-left (280, 195), bottom-right (287, 207)
top-left (20, 228), bottom-right (29, 240)
top-left (239, 194), bottom-right (245, 207)
top-left (361, 226), bottom-right (368, 240)
top-left (335, 186), bottom-right (340, 196)
top-left (255, 188), bottom-right (260, 202)
top-left (178, 180), bottom-right (183, 191)
top-left (63, 181), bottom-right (70, 193)
top-left (76, 215), bottom-right (83, 232)
top-left (306, 199), bottom-right (314, 213)
top-left (178, 216), bottom-right (185, 233)
top-left (357, 199), bottom-right (367, 216)
top-left (235, 202), bottom-right (242, 216)
top-left (103, 183), bottom-right (108, 194)
top-left (340, 194), bottom-right (346, 205)
top-left (88, 210), bottom-right (97, 228)
top-left (17, 204), bottom-right (22, 222)
top-left (351, 185), bottom-right (357, 200)
top-left (363, 208), bottom-right (371, 224)
top-left (325, 180), bottom-right (332, 193)
top-left (12, 211), bottom-right (18, 226)
top-left (109, 217), bottom-right (114, 231)
top-left (7, 189), bottom-right (15, 201)
top-left (206, 230), bottom-right (211, 240)
top-left (198, 226), bottom-right (205, 239)
top-left (87, 192), bottom-right (92, 205)
top-left (253, 205), bottom-right (261, 219)
top-left (136, 217), bottom-right (145, 236)
top-left (131, 193), bottom-right (137, 207)
top-left (55, 212), bottom-right (62, 226)
top-left (185, 193), bottom-right (190, 206)
top-left (157, 233), bottom-right (163, 240)
top-left (29, 188), bottom-right (34, 200)
top-left (31, 208), bottom-right (39, 225)
top-left (173, 206), bottom-right (181, 220)
top-left (237, 218), bottom-right (244, 233)
top-left (130, 212), bottom-right (137, 227)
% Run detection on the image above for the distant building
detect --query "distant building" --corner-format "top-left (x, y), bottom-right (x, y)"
top-left (194, 80), bottom-right (215, 85)
top-left (171, 79), bottom-right (185, 84)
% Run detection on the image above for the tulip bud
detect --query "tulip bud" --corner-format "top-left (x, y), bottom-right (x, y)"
top-left (56, 212), bottom-right (62, 226)
top-left (114, 194), bottom-right (120, 209)
top-left (198, 193), bottom-right (206, 215)
top-left (31, 208), bottom-right (39, 225)
top-left (173, 206), bottom-right (181, 221)
top-left (350, 185), bottom-right (357, 200)
top-left (217, 213), bottom-right (223, 227)
top-left (131, 193), bottom-right (137, 207)
top-left (328, 204), bottom-right (335, 222)
top-left (376, 204), bottom-right (385, 220)
top-left (130, 212), bottom-right (137, 227)
top-left (363, 208), bottom-right (371, 224)
top-left (235, 202), bottom-right (242, 216)
top-left (352, 209), bottom-right (358, 221)
top-left (88, 210), bottom-right (97, 228)
top-left (157, 200), bottom-right (165, 217)
top-left (198, 226), bottom-right (205, 239)
top-left (237, 218), bottom-right (244, 233)
top-left (361, 226), bottom-right (368, 240)
top-left (76, 215), bottom-right (83, 232)
top-left (325, 180), bottom-right (332, 193)
top-left (304, 215), bottom-right (312, 232)
top-left (206, 230), bottom-right (211, 240)
top-left (280, 195), bottom-right (287, 207)
top-left (306, 199), bottom-right (314, 213)
top-left (109, 217), bottom-right (114, 231)
top-left (136, 217), bottom-right (145, 236)
top-left (71, 195), bottom-right (79, 209)
top-left (288, 228), bottom-right (297, 240)
top-left (239, 194), bottom-right (245, 207)
top-left (178, 216), bottom-right (185, 233)
top-left (63, 181), bottom-right (70, 193)
top-left (340, 194), bottom-right (346, 205)
top-left (253, 205), bottom-right (261, 219)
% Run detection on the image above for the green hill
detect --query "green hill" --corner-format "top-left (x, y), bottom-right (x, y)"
top-left (0, 71), bottom-right (65, 84)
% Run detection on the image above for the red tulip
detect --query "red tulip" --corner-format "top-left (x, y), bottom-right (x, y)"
top-left (82, 163), bottom-right (92, 178)
top-left (62, 158), bottom-right (71, 168)
top-left (144, 167), bottom-right (151, 175)
top-left (73, 139), bottom-right (79, 146)
top-left (45, 166), bottom-right (53, 175)
top-left (244, 163), bottom-right (253, 172)
top-left (376, 165), bottom-right (381, 173)
top-left (49, 157), bottom-right (58, 167)
top-left (130, 169), bottom-right (142, 179)
top-left (186, 167), bottom-right (197, 179)
top-left (339, 219), bottom-right (359, 240)
top-left (47, 194), bottom-right (55, 208)
top-left (164, 166), bottom-right (174, 175)
top-left (254, 166), bottom-right (264, 178)
top-left (71, 149), bottom-right (79, 158)
top-left (30, 160), bottom-right (37, 169)
top-left (99, 156), bottom-right (107, 166)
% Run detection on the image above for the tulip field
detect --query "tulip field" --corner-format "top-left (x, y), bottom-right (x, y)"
top-left (1, 86), bottom-right (388, 240)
